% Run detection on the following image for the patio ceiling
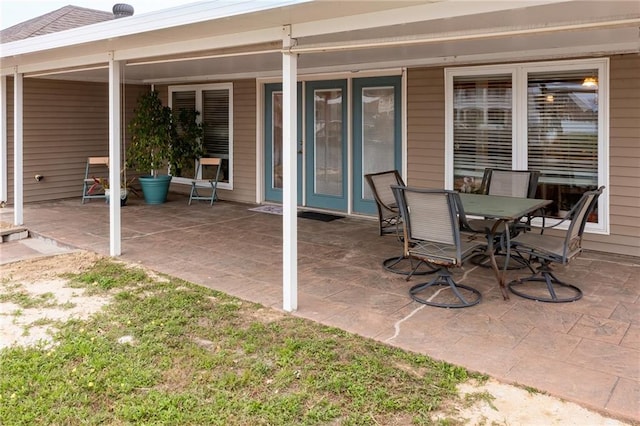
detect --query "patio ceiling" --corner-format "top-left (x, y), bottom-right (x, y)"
top-left (2, 0), bottom-right (638, 83)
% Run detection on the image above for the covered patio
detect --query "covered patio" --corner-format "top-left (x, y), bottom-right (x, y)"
top-left (1, 195), bottom-right (638, 422)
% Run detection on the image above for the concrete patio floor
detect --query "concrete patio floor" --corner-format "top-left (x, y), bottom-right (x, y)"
top-left (1, 194), bottom-right (639, 423)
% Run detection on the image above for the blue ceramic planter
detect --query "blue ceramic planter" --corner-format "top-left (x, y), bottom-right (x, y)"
top-left (138, 175), bottom-right (172, 204)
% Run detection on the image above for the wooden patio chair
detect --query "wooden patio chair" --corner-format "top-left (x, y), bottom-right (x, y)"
top-left (392, 185), bottom-right (485, 308)
top-left (81, 156), bottom-right (109, 204)
top-left (507, 186), bottom-right (604, 303)
top-left (188, 157), bottom-right (222, 206)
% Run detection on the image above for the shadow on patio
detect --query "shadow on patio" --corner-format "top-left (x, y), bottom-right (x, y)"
top-left (2, 194), bottom-right (639, 423)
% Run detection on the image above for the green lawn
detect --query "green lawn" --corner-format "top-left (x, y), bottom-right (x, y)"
top-left (1, 258), bottom-right (484, 425)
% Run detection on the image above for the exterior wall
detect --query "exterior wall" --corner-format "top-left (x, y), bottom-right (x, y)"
top-left (3, 56), bottom-right (637, 256)
top-left (406, 67), bottom-right (445, 189)
top-left (225, 78), bottom-right (257, 204)
top-left (3, 78), bottom-right (147, 204)
top-left (157, 79), bottom-right (257, 204)
top-left (405, 54), bottom-right (640, 257)
top-left (595, 54), bottom-right (640, 256)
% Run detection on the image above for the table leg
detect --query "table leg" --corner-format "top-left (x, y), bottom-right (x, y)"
top-left (487, 220), bottom-right (510, 300)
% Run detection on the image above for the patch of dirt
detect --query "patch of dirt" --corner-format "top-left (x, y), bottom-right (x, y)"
top-left (0, 251), bottom-right (633, 425)
top-left (448, 379), bottom-right (631, 425)
top-left (0, 252), bottom-right (111, 349)
top-left (2, 251), bottom-right (102, 282)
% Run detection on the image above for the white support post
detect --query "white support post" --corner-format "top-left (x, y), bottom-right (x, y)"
top-left (109, 55), bottom-right (122, 256)
top-left (13, 70), bottom-right (23, 226)
top-left (0, 76), bottom-right (7, 204)
top-left (282, 25), bottom-right (298, 312)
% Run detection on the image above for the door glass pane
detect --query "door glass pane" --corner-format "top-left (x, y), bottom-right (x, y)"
top-left (361, 86), bottom-right (395, 200)
top-left (453, 75), bottom-right (512, 193)
top-left (528, 70), bottom-right (599, 221)
top-left (314, 89), bottom-right (343, 196)
top-left (271, 92), bottom-right (283, 190)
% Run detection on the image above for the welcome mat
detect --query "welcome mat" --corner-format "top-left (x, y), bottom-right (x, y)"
top-left (298, 211), bottom-right (344, 222)
top-left (248, 205), bottom-right (283, 215)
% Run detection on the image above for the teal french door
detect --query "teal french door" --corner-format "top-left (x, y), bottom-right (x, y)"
top-left (305, 79), bottom-right (348, 211)
top-left (264, 76), bottom-right (401, 214)
top-left (352, 76), bottom-right (402, 215)
top-left (264, 83), bottom-right (302, 203)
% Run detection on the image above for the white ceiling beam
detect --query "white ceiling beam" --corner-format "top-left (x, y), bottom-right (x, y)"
top-left (1, 53), bottom-right (110, 76)
top-left (291, 0), bottom-right (570, 38)
top-left (310, 42), bottom-right (640, 75)
top-left (114, 27), bottom-right (283, 62)
top-left (288, 18), bottom-right (640, 54)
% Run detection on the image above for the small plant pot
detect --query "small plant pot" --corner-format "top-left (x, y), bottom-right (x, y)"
top-left (105, 189), bottom-right (129, 206)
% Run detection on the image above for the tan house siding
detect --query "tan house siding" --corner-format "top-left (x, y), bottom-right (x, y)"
top-left (406, 67), bottom-right (445, 188)
top-left (5, 78), bottom-right (109, 203)
top-left (223, 78), bottom-right (257, 204)
top-left (588, 54), bottom-right (640, 256)
top-left (3, 79), bottom-right (148, 204)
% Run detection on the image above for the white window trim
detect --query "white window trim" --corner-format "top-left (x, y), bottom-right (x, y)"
top-left (168, 82), bottom-right (234, 190)
top-left (445, 58), bottom-right (609, 235)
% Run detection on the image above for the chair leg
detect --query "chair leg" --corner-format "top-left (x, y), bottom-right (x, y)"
top-left (409, 268), bottom-right (481, 308)
top-left (508, 261), bottom-right (582, 303)
top-left (382, 255), bottom-right (437, 276)
top-left (469, 252), bottom-right (528, 270)
top-left (209, 181), bottom-right (217, 206)
top-left (189, 183), bottom-right (197, 205)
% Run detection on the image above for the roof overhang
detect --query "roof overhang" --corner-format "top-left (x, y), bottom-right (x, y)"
top-left (1, 0), bottom-right (638, 82)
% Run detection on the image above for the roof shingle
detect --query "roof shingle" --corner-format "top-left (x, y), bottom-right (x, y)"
top-left (1, 5), bottom-right (114, 43)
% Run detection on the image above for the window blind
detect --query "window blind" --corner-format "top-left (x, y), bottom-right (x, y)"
top-left (202, 89), bottom-right (229, 156)
top-left (172, 91), bottom-right (196, 113)
top-left (527, 70), bottom-right (598, 187)
top-left (453, 75), bottom-right (512, 192)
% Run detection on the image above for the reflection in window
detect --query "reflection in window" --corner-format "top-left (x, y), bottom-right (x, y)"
top-left (528, 71), bottom-right (598, 219)
top-left (361, 86), bottom-right (395, 200)
top-left (314, 89), bottom-right (343, 197)
top-left (272, 92), bottom-right (283, 189)
top-left (452, 75), bottom-right (512, 194)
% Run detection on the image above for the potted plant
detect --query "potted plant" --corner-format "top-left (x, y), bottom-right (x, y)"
top-left (89, 174), bottom-right (137, 206)
top-left (127, 90), bottom-right (204, 204)
top-left (171, 108), bottom-right (205, 178)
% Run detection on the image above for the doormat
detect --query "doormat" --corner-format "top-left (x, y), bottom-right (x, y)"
top-left (248, 205), bottom-right (283, 215)
top-left (298, 211), bottom-right (344, 222)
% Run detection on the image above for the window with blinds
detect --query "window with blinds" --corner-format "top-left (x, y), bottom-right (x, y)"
top-left (527, 70), bottom-right (598, 216)
top-left (169, 83), bottom-right (232, 185)
top-left (202, 90), bottom-right (230, 158)
top-left (453, 75), bottom-right (512, 193)
top-left (446, 59), bottom-right (607, 232)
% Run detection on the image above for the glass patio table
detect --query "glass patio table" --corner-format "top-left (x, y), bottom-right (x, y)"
top-left (458, 193), bottom-right (553, 300)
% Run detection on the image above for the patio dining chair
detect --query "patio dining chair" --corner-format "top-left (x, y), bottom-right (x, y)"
top-left (466, 168), bottom-right (540, 269)
top-left (364, 170), bottom-right (434, 276)
top-left (81, 156), bottom-right (109, 204)
top-left (507, 186), bottom-right (604, 303)
top-left (365, 170), bottom-right (404, 236)
top-left (392, 185), bottom-right (485, 308)
top-left (188, 157), bottom-right (222, 206)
